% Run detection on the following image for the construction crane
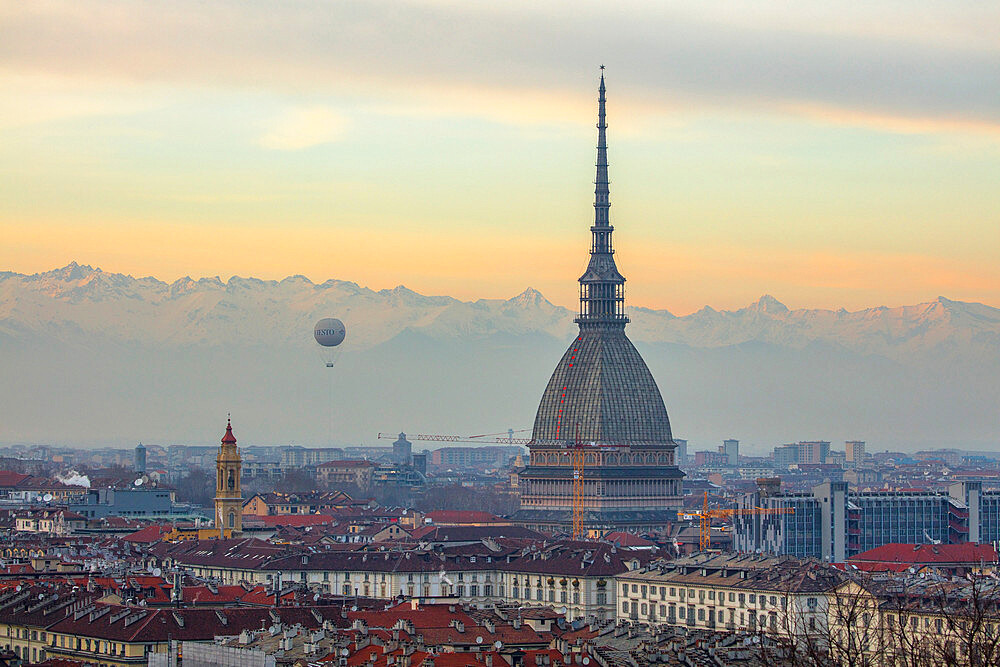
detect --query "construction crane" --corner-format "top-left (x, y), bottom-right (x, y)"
top-left (679, 491), bottom-right (794, 551)
top-left (376, 430), bottom-right (532, 445)
top-left (570, 427), bottom-right (586, 540)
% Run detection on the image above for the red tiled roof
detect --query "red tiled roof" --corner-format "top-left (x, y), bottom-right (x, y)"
top-left (123, 524), bottom-right (173, 544)
top-left (603, 531), bottom-right (656, 547)
top-left (0, 471), bottom-right (31, 487)
top-left (256, 514), bottom-right (335, 527)
top-left (424, 511), bottom-right (504, 524)
top-left (850, 543), bottom-right (997, 565)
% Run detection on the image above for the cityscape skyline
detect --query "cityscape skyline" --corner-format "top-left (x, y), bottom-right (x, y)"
top-left (3, 2), bottom-right (999, 315)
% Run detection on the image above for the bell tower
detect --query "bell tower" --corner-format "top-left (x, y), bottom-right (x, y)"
top-left (215, 417), bottom-right (243, 537)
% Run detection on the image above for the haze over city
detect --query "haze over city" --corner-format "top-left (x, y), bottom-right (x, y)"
top-left (2, 2), bottom-right (998, 451)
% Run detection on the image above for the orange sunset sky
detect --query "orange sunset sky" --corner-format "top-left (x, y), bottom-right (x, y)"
top-left (2, 1), bottom-right (999, 314)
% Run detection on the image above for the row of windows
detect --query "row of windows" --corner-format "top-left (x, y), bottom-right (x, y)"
top-left (621, 583), bottom-right (814, 610)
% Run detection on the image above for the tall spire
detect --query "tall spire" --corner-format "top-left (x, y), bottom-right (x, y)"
top-left (595, 67), bottom-right (609, 235)
top-left (577, 67), bottom-right (628, 329)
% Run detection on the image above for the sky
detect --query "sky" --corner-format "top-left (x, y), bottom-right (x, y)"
top-left (2, 0), bottom-right (999, 315)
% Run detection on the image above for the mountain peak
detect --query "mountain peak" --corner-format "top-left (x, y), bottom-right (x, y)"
top-left (749, 294), bottom-right (789, 314)
top-left (50, 262), bottom-right (98, 281)
top-left (509, 287), bottom-right (551, 307)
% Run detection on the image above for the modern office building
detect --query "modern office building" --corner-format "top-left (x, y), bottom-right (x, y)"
top-left (796, 441), bottom-right (830, 465)
top-left (279, 447), bottom-right (344, 467)
top-left (674, 439), bottom-right (688, 466)
top-left (773, 445), bottom-right (797, 467)
top-left (735, 479), bottom-right (998, 563)
top-left (514, 71), bottom-right (683, 533)
top-left (68, 488), bottom-right (199, 520)
top-left (134, 443), bottom-right (146, 474)
top-left (721, 439), bottom-right (739, 466)
top-left (845, 440), bottom-right (865, 465)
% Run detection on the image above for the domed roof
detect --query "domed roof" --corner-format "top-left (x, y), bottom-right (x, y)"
top-left (532, 328), bottom-right (673, 445)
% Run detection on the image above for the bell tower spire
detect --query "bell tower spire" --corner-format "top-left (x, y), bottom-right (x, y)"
top-left (576, 66), bottom-right (628, 329)
top-left (215, 416), bottom-right (243, 538)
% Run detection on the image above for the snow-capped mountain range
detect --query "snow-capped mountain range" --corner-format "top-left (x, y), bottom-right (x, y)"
top-left (3, 263), bottom-right (998, 359)
top-left (2, 263), bottom-right (998, 449)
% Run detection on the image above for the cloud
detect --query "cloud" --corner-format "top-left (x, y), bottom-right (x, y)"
top-left (259, 106), bottom-right (347, 150)
top-left (2, 1), bottom-right (998, 135)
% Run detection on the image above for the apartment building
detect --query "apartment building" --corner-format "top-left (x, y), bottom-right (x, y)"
top-left (735, 480), bottom-right (998, 563)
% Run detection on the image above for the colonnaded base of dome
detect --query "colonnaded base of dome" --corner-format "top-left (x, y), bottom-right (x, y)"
top-left (511, 507), bottom-right (681, 534)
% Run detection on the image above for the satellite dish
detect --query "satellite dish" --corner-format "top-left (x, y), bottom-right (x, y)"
top-left (152, 568), bottom-right (162, 578)
top-left (313, 593), bottom-right (320, 601)
top-left (42, 493), bottom-right (53, 502)
top-left (15, 586), bottom-right (21, 592)
top-left (476, 636), bottom-right (483, 645)
top-left (134, 478), bottom-right (144, 487)
top-left (493, 641), bottom-right (502, 650)
top-left (341, 649), bottom-right (350, 657)
top-left (583, 659), bottom-right (590, 665)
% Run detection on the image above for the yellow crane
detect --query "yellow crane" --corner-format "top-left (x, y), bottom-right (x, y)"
top-left (571, 441), bottom-right (586, 539)
top-left (680, 491), bottom-right (794, 550)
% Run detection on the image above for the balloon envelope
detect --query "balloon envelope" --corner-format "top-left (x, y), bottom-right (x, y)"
top-left (314, 318), bottom-right (346, 347)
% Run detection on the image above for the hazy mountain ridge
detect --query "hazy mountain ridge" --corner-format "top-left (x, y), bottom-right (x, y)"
top-left (3, 264), bottom-right (999, 360)
top-left (2, 263), bottom-right (998, 448)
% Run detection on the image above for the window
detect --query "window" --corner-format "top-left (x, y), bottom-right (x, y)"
top-left (709, 591), bottom-right (715, 600)
top-left (729, 592), bottom-right (735, 602)
top-left (622, 601), bottom-right (629, 613)
top-left (769, 596), bottom-right (776, 606)
top-left (573, 592), bottom-right (579, 604)
top-left (749, 594), bottom-right (756, 604)
top-left (631, 584), bottom-right (638, 593)
top-left (640, 585), bottom-right (647, 597)
top-left (698, 608), bottom-right (705, 621)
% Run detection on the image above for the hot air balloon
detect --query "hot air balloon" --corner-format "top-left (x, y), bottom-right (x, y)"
top-left (314, 317), bottom-right (346, 367)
